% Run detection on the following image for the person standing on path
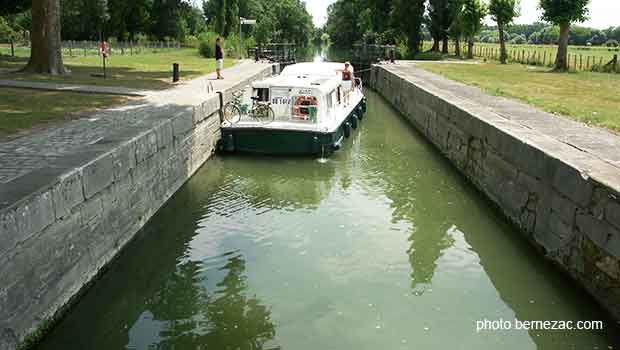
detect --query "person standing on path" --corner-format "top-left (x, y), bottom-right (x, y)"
top-left (216, 37), bottom-right (224, 79)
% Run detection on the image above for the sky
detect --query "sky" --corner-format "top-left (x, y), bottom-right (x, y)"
top-left (306, 0), bottom-right (620, 29)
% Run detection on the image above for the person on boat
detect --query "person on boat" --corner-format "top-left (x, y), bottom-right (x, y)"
top-left (339, 62), bottom-right (355, 105)
top-left (215, 37), bottom-right (224, 79)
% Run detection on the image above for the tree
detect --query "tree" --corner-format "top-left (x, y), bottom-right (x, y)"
top-left (427, 0), bottom-right (449, 52)
top-left (462, 0), bottom-right (486, 59)
top-left (0, 0), bottom-right (30, 16)
top-left (427, 0), bottom-right (462, 53)
top-left (396, 0), bottom-right (425, 55)
top-left (22, 0), bottom-right (69, 74)
top-left (488, 0), bottom-right (519, 64)
top-left (540, 0), bottom-right (590, 71)
top-left (448, 1), bottom-right (465, 57)
top-left (207, 0), bottom-right (226, 34)
top-left (224, 0), bottom-right (238, 37)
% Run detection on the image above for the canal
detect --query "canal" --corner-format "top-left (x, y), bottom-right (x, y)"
top-left (35, 90), bottom-right (617, 350)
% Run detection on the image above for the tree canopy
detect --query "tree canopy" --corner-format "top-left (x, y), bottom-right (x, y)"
top-left (540, 0), bottom-right (590, 25)
top-left (203, 0), bottom-right (314, 46)
top-left (488, 0), bottom-right (519, 25)
top-left (0, 0), bottom-right (29, 16)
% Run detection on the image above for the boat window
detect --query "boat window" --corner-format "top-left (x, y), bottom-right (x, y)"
top-left (253, 88), bottom-right (270, 102)
top-left (292, 95), bottom-right (319, 122)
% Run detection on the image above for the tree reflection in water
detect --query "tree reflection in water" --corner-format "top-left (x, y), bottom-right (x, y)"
top-left (147, 254), bottom-right (277, 350)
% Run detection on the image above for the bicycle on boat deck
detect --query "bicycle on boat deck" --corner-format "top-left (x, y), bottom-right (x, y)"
top-left (223, 91), bottom-right (275, 124)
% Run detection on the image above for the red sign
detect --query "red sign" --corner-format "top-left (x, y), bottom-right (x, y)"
top-left (100, 41), bottom-right (110, 57)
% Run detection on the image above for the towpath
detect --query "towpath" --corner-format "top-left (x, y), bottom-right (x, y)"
top-left (0, 60), bottom-right (272, 209)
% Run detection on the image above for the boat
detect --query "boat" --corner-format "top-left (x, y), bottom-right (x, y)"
top-left (220, 62), bottom-right (367, 156)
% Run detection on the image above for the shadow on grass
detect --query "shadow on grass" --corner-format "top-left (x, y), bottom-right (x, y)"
top-left (0, 55), bottom-right (205, 90)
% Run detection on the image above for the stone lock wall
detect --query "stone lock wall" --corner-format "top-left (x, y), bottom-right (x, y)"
top-left (370, 65), bottom-right (620, 320)
top-left (0, 65), bottom-right (274, 349)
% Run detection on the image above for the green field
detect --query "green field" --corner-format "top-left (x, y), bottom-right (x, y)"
top-left (0, 88), bottom-right (126, 137)
top-left (0, 48), bottom-right (235, 137)
top-left (416, 61), bottom-right (620, 131)
top-left (421, 41), bottom-right (619, 71)
top-left (0, 47), bottom-right (235, 90)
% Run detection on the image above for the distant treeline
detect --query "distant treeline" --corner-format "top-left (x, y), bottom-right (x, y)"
top-left (324, 0), bottom-right (620, 55)
top-left (0, 0), bottom-right (314, 46)
top-left (479, 23), bottom-right (620, 46)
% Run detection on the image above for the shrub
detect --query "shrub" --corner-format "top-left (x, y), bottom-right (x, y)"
top-left (412, 51), bottom-right (444, 61)
top-left (133, 33), bottom-right (148, 44)
top-left (606, 39), bottom-right (619, 47)
top-left (198, 32), bottom-right (221, 58)
top-left (184, 35), bottom-right (199, 48)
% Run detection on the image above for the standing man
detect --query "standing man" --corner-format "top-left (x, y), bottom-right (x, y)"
top-left (215, 37), bottom-right (224, 79)
top-left (339, 62), bottom-right (355, 105)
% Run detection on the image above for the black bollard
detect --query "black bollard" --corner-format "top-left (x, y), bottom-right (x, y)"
top-left (172, 63), bottom-right (179, 82)
top-left (254, 47), bottom-right (259, 62)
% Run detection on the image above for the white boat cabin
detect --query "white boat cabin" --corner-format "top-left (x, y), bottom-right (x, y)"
top-left (234, 62), bottom-right (363, 132)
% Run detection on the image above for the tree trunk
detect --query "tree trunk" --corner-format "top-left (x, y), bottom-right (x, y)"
top-left (455, 37), bottom-right (461, 57)
top-left (498, 21), bottom-right (507, 64)
top-left (467, 36), bottom-right (474, 59)
top-left (554, 22), bottom-right (570, 71)
top-left (22, 0), bottom-right (69, 75)
top-left (442, 37), bottom-right (448, 54)
top-left (431, 38), bottom-right (439, 52)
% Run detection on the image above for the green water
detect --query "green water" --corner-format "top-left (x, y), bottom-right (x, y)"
top-left (36, 90), bottom-right (618, 350)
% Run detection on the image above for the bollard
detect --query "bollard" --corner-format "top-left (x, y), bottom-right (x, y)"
top-left (254, 47), bottom-right (259, 62)
top-left (172, 63), bottom-right (180, 82)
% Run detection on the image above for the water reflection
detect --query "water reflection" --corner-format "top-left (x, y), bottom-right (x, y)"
top-left (150, 254), bottom-right (276, 350)
top-left (359, 91), bottom-right (619, 347)
top-left (35, 185), bottom-right (276, 350)
top-left (215, 155), bottom-right (338, 212)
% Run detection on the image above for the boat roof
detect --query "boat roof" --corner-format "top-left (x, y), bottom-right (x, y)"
top-left (281, 62), bottom-right (352, 77)
top-left (252, 62), bottom-right (349, 94)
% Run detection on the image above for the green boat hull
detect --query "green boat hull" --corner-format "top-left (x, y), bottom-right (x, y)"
top-left (220, 98), bottom-right (366, 156)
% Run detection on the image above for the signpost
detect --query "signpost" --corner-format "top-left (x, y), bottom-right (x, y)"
top-left (239, 17), bottom-right (257, 58)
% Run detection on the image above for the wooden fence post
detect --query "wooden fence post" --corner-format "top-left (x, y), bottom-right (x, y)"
top-left (579, 54), bottom-right (582, 70)
top-left (573, 55), bottom-right (577, 70)
top-left (586, 56), bottom-right (590, 70)
top-left (543, 51), bottom-right (547, 66)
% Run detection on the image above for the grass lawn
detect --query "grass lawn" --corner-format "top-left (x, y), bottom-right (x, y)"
top-left (0, 88), bottom-right (126, 137)
top-left (416, 61), bottom-right (620, 132)
top-left (0, 48), bottom-right (236, 90)
top-left (0, 48), bottom-right (236, 137)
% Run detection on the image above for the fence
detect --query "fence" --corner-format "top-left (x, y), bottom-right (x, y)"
top-left (0, 40), bottom-right (183, 57)
top-left (247, 43), bottom-right (297, 64)
top-left (60, 40), bottom-right (182, 57)
top-left (421, 41), bottom-right (619, 73)
top-left (473, 45), bottom-right (619, 72)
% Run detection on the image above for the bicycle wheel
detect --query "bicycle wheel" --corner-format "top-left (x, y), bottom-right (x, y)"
top-left (223, 103), bottom-right (241, 124)
top-left (252, 105), bottom-right (275, 124)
